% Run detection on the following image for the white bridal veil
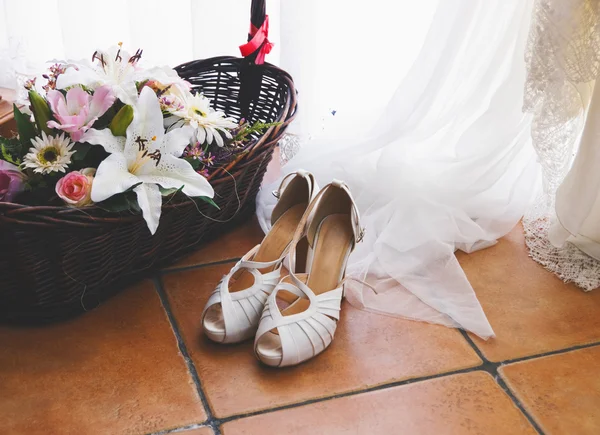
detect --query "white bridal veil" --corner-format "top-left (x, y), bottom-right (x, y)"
top-left (257, 0), bottom-right (539, 339)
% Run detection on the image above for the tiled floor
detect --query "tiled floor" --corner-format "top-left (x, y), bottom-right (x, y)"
top-left (2, 217), bottom-right (600, 433)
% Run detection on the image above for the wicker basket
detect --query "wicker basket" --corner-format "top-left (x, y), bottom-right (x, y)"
top-left (0, 3), bottom-right (296, 324)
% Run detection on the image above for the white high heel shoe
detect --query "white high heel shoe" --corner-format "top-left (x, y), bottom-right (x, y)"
top-left (254, 180), bottom-right (365, 367)
top-left (201, 170), bottom-right (318, 344)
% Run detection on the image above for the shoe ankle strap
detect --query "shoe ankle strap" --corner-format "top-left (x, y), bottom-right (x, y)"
top-left (236, 244), bottom-right (284, 270)
top-left (272, 170), bottom-right (318, 202)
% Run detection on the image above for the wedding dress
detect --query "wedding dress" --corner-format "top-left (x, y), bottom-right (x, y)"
top-left (523, 0), bottom-right (600, 290)
top-left (257, 0), bottom-right (538, 339)
top-left (550, 81), bottom-right (600, 263)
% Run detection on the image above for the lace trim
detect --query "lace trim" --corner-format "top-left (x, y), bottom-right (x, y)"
top-left (278, 134), bottom-right (301, 165)
top-left (524, 197), bottom-right (600, 291)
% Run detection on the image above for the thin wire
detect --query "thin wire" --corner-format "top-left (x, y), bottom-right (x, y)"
top-left (186, 167), bottom-right (242, 223)
top-left (59, 239), bottom-right (92, 311)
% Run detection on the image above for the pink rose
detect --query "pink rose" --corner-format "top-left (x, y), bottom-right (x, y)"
top-left (46, 85), bottom-right (116, 142)
top-left (55, 168), bottom-right (96, 207)
top-left (0, 160), bottom-right (25, 203)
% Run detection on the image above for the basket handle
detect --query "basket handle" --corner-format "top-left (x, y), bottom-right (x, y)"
top-left (238, 0), bottom-right (268, 120)
top-left (239, 0), bottom-right (272, 65)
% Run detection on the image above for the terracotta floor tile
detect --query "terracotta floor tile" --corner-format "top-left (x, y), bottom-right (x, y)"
top-left (163, 264), bottom-right (482, 418)
top-left (457, 223), bottom-right (600, 362)
top-left (165, 217), bottom-right (264, 269)
top-left (500, 345), bottom-right (600, 435)
top-left (221, 371), bottom-right (535, 435)
top-left (0, 281), bottom-right (205, 435)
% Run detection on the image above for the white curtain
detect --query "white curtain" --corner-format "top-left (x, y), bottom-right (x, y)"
top-left (0, 0), bottom-right (281, 89)
top-left (258, 0), bottom-right (539, 339)
top-left (0, 0), bottom-right (436, 149)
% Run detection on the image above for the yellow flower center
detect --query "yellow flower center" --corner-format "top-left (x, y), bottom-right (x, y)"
top-left (38, 146), bottom-right (59, 164)
top-left (193, 107), bottom-right (207, 117)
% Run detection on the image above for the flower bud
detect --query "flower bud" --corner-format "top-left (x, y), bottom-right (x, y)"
top-left (29, 90), bottom-right (53, 135)
top-left (110, 105), bottom-right (134, 136)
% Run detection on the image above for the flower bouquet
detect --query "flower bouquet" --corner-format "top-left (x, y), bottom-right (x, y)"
top-left (1, 45), bottom-right (279, 235)
top-left (0, 39), bottom-right (296, 322)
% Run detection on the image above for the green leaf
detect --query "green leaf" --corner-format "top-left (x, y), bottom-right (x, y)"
top-left (1, 144), bottom-right (21, 165)
top-left (0, 136), bottom-right (22, 153)
top-left (23, 172), bottom-right (48, 190)
top-left (0, 137), bottom-right (24, 164)
top-left (94, 100), bottom-right (120, 129)
top-left (232, 120), bottom-right (282, 144)
top-left (96, 193), bottom-right (133, 212)
top-left (124, 182), bottom-right (143, 193)
top-left (96, 183), bottom-right (142, 212)
top-left (136, 80), bottom-right (149, 92)
top-left (13, 104), bottom-right (37, 148)
top-left (73, 144), bottom-right (109, 170)
top-left (159, 185), bottom-right (184, 197)
top-left (194, 196), bottom-right (220, 210)
top-left (127, 195), bottom-right (141, 212)
top-left (72, 143), bottom-right (91, 161)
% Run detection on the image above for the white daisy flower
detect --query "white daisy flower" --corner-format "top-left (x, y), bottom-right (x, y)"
top-left (23, 132), bottom-right (76, 174)
top-left (165, 89), bottom-right (238, 147)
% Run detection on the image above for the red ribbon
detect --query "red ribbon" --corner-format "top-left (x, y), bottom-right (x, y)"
top-left (239, 15), bottom-right (273, 64)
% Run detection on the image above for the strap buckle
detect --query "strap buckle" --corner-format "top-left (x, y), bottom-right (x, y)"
top-left (357, 227), bottom-right (366, 243)
top-left (272, 190), bottom-right (280, 199)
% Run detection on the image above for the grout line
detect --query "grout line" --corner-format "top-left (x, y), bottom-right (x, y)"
top-left (215, 365), bottom-right (484, 424)
top-left (458, 330), bottom-right (488, 362)
top-left (501, 340), bottom-right (600, 365)
top-left (152, 334), bottom-right (600, 433)
top-left (459, 330), bottom-right (600, 367)
top-left (459, 330), bottom-right (545, 434)
top-left (153, 276), bottom-right (221, 435)
top-left (150, 275), bottom-right (600, 434)
top-left (492, 340), bottom-right (600, 435)
top-left (161, 258), bottom-right (240, 275)
top-left (494, 374), bottom-right (545, 435)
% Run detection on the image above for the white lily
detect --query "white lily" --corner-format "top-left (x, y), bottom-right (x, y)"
top-left (81, 87), bottom-right (214, 235)
top-left (57, 46), bottom-right (141, 105)
top-left (56, 45), bottom-right (188, 105)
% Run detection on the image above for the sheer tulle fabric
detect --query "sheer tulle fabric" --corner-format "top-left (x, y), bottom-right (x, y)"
top-left (257, 0), bottom-right (539, 339)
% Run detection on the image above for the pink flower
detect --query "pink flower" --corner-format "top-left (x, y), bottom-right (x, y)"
top-left (47, 85), bottom-right (116, 142)
top-left (55, 168), bottom-right (96, 207)
top-left (0, 161), bottom-right (25, 203)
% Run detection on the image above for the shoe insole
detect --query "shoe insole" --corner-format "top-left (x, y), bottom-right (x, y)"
top-left (280, 214), bottom-right (353, 317)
